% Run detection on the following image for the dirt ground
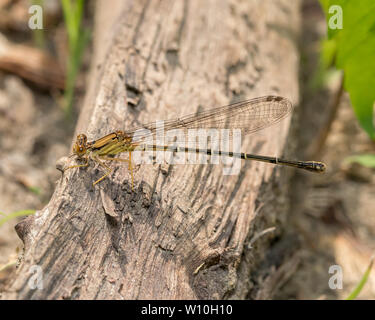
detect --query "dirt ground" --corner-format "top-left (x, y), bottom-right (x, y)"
top-left (0, 0), bottom-right (374, 299)
top-left (276, 0), bottom-right (375, 299)
top-left (0, 0), bottom-right (82, 292)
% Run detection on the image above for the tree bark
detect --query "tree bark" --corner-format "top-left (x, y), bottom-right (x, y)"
top-left (2, 0), bottom-right (301, 299)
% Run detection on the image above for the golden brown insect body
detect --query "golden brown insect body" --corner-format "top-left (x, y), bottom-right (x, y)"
top-left (66, 131), bottom-right (136, 188)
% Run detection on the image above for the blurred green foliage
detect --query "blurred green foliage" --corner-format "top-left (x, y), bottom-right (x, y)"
top-left (344, 154), bottom-right (375, 168)
top-left (61, 0), bottom-right (90, 118)
top-left (319, 0), bottom-right (375, 139)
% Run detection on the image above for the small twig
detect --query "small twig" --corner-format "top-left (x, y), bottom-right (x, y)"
top-left (247, 227), bottom-right (276, 249)
top-left (307, 73), bottom-right (345, 158)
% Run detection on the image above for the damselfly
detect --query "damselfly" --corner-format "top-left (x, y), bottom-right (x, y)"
top-left (64, 96), bottom-right (326, 189)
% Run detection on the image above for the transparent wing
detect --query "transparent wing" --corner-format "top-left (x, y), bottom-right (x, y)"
top-left (126, 96), bottom-right (293, 143)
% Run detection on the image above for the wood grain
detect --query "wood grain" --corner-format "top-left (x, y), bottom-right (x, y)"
top-left (2, 0), bottom-right (301, 299)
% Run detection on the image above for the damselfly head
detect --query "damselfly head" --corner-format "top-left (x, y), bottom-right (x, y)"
top-left (73, 133), bottom-right (88, 157)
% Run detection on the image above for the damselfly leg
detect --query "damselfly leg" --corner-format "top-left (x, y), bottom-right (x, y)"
top-left (64, 157), bottom-right (89, 171)
top-left (97, 152), bottom-right (134, 190)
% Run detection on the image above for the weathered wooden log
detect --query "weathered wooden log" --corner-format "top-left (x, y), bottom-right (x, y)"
top-left (2, 0), bottom-right (301, 299)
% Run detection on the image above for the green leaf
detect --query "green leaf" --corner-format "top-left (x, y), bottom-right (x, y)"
top-left (319, 0), bottom-right (331, 14)
top-left (344, 154), bottom-right (375, 168)
top-left (321, 38), bottom-right (337, 69)
top-left (346, 256), bottom-right (374, 300)
top-left (319, 0), bottom-right (375, 139)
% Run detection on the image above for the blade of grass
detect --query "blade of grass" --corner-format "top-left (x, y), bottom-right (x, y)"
top-left (0, 260), bottom-right (17, 273)
top-left (0, 210), bottom-right (36, 228)
top-left (28, 185), bottom-right (42, 195)
top-left (31, 0), bottom-right (45, 48)
top-left (346, 255), bottom-right (374, 300)
top-left (61, 0), bottom-right (90, 118)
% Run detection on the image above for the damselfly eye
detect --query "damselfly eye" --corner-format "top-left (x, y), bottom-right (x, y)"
top-left (73, 144), bottom-right (86, 156)
top-left (77, 134), bottom-right (87, 144)
top-left (72, 133), bottom-right (88, 156)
